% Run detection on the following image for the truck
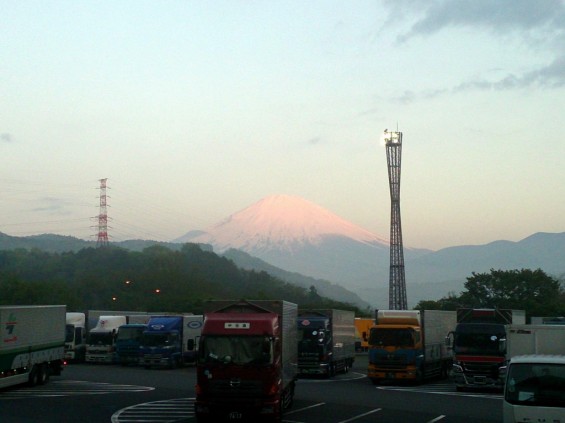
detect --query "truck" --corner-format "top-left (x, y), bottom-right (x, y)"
top-left (0, 305), bottom-right (66, 389)
top-left (115, 314), bottom-right (152, 366)
top-left (139, 314), bottom-right (203, 368)
top-left (195, 300), bottom-right (298, 423)
top-left (85, 315), bottom-right (127, 363)
top-left (503, 355), bottom-right (565, 423)
top-left (354, 317), bottom-right (374, 352)
top-left (448, 308), bottom-right (526, 391)
top-left (64, 312), bottom-right (87, 362)
top-left (296, 309), bottom-right (356, 376)
top-left (506, 324), bottom-right (565, 357)
top-left (368, 309), bottom-right (457, 384)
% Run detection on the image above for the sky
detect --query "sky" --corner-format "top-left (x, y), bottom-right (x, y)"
top-left (2, 0), bottom-right (565, 251)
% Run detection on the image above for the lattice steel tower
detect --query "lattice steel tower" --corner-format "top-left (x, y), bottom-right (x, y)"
top-left (384, 130), bottom-right (407, 310)
top-left (96, 178), bottom-right (109, 247)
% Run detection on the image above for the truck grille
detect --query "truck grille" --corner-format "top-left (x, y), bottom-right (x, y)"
top-left (372, 355), bottom-right (408, 370)
top-left (143, 354), bottom-right (162, 360)
top-left (462, 361), bottom-right (499, 375)
top-left (208, 379), bottom-right (263, 397)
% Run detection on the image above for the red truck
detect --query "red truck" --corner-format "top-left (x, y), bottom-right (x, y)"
top-left (448, 308), bottom-right (525, 391)
top-left (195, 300), bottom-right (298, 422)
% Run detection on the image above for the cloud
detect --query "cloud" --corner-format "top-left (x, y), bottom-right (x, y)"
top-left (383, 1), bottom-right (565, 102)
top-left (389, 0), bottom-right (565, 42)
top-left (307, 137), bottom-right (323, 145)
top-left (1, 133), bottom-right (13, 143)
top-left (32, 197), bottom-right (73, 215)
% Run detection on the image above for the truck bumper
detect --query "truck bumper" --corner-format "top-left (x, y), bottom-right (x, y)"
top-left (118, 355), bottom-right (140, 365)
top-left (368, 365), bottom-right (418, 380)
top-left (451, 365), bottom-right (503, 390)
top-left (141, 355), bottom-right (174, 367)
top-left (195, 397), bottom-right (280, 421)
top-left (298, 363), bottom-right (329, 375)
top-left (85, 354), bottom-right (114, 363)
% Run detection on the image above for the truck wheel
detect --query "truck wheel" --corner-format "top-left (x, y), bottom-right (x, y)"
top-left (28, 365), bottom-right (38, 387)
top-left (37, 364), bottom-right (49, 385)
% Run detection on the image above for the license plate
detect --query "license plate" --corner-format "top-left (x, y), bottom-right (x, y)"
top-left (229, 411), bottom-right (242, 419)
top-left (474, 376), bottom-right (486, 384)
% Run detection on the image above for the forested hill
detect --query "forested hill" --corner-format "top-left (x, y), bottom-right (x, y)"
top-left (0, 243), bottom-right (365, 315)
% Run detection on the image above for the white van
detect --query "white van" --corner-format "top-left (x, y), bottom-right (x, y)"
top-left (503, 355), bottom-right (565, 423)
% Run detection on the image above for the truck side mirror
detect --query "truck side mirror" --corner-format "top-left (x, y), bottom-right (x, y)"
top-left (499, 338), bottom-right (506, 353)
top-left (445, 332), bottom-right (454, 349)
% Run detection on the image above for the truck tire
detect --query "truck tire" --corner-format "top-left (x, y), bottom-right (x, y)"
top-left (28, 365), bottom-right (38, 387)
top-left (37, 364), bottom-right (49, 385)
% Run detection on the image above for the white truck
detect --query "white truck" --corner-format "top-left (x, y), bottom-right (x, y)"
top-left (506, 324), bottom-right (565, 357)
top-left (0, 305), bottom-right (66, 389)
top-left (65, 312), bottom-right (87, 362)
top-left (502, 325), bottom-right (565, 422)
top-left (503, 355), bottom-right (565, 423)
top-left (85, 315), bottom-right (127, 363)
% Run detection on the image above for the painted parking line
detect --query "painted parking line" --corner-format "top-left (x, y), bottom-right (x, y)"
top-left (376, 382), bottom-right (502, 399)
top-left (0, 380), bottom-right (154, 399)
top-left (112, 398), bottom-right (194, 423)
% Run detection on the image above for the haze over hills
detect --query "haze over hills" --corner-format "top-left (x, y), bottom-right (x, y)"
top-left (2, 195), bottom-right (564, 310)
top-left (176, 194), bottom-right (565, 309)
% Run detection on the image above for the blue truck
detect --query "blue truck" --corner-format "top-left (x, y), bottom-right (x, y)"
top-left (139, 315), bottom-right (202, 368)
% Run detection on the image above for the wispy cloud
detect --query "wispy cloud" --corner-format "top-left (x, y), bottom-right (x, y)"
top-left (383, 0), bottom-right (565, 101)
top-left (32, 197), bottom-right (73, 215)
top-left (389, 0), bottom-right (565, 42)
top-left (1, 133), bottom-right (13, 143)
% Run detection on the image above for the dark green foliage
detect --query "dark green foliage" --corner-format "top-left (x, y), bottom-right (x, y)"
top-left (0, 243), bottom-right (364, 315)
top-left (414, 268), bottom-right (564, 321)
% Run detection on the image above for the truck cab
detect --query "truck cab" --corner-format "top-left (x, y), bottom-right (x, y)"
top-left (115, 323), bottom-right (147, 365)
top-left (195, 300), bottom-right (297, 423)
top-left (65, 312), bottom-right (86, 362)
top-left (140, 316), bottom-right (185, 368)
top-left (448, 309), bottom-right (525, 391)
top-left (85, 315), bottom-right (127, 363)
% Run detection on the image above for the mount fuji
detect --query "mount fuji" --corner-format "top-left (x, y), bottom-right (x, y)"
top-left (175, 195), bottom-right (565, 309)
top-left (175, 194), bottom-right (428, 308)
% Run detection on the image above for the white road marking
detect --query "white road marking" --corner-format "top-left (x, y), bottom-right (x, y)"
top-left (337, 408), bottom-right (382, 423)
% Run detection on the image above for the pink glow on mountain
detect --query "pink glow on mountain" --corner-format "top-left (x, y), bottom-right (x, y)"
top-left (188, 194), bottom-right (388, 252)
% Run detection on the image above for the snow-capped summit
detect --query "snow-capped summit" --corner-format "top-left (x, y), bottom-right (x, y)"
top-left (176, 194), bottom-right (388, 253)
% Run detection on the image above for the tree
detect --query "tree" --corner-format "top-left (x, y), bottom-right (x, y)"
top-left (460, 268), bottom-right (563, 319)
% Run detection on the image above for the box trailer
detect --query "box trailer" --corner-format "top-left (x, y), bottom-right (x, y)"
top-left (0, 305), bottom-right (66, 389)
top-left (297, 309), bottom-right (356, 376)
top-left (368, 309), bottom-right (457, 384)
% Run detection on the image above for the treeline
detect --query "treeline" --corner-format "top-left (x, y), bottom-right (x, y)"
top-left (0, 243), bottom-right (365, 315)
top-left (415, 268), bottom-right (565, 321)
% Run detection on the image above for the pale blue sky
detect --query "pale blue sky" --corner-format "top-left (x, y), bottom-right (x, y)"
top-left (2, 0), bottom-right (565, 250)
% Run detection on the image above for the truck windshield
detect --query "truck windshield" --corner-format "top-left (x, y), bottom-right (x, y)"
top-left (117, 328), bottom-right (144, 341)
top-left (368, 328), bottom-right (414, 347)
top-left (454, 324), bottom-right (505, 355)
top-left (65, 325), bottom-right (76, 342)
top-left (141, 333), bottom-right (175, 347)
top-left (200, 336), bottom-right (273, 365)
top-left (506, 363), bottom-right (565, 407)
top-left (88, 333), bottom-right (113, 345)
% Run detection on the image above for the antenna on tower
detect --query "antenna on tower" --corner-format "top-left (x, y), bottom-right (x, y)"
top-left (95, 178), bottom-right (110, 247)
top-left (383, 129), bottom-right (407, 310)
